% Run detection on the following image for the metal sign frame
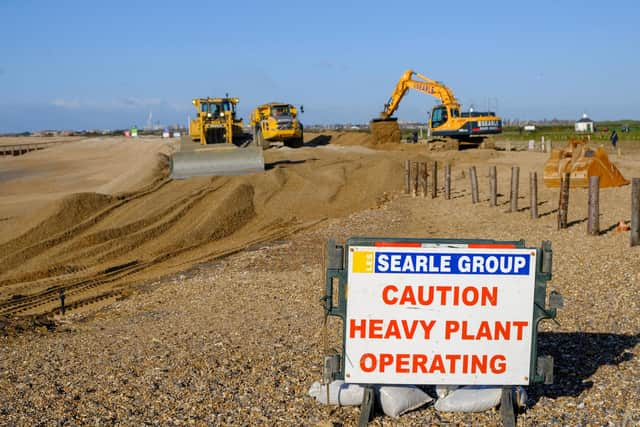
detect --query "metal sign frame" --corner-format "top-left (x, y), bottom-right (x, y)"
top-left (323, 237), bottom-right (558, 388)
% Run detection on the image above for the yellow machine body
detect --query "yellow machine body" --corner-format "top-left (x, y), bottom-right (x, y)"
top-left (249, 103), bottom-right (304, 148)
top-left (375, 69), bottom-right (502, 142)
top-left (189, 97), bottom-right (245, 145)
top-left (543, 139), bottom-right (629, 188)
top-left (170, 97), bottom-right (264, 179)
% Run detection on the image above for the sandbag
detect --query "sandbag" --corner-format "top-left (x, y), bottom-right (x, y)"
top-left (308, 380), bottom-right (365, 406)
top-left (376, 385), bottom-right (434, 419)
top-left (434, 385), bottom-right (502, 412)
top-left (435, 384), bottom-right (459, 399)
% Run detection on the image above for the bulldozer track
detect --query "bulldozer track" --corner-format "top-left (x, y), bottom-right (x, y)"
top-left (0, 217), bottom-right (325, 318)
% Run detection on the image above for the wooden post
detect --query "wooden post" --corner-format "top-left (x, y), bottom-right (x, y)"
top-left (404, 160), bottom-right (410, 194)
top-left (413, 161), bottom-right (420, 196)
top-left (431, 161), bottom-right (438, 198)
top-left (631, 178), bottom-right (640, 246)
top-left (419, 162), bottom-right (427, 197)
top-left (489, 166), bottom-right (497, 207)
top-left (59, 288), bottom-right (66, 315)
top-left (469, 166), bottom-right (479, 204)
top-left (587, 176), bottom-right (600, 235)
top-left (530, 171), bottom-right (538, 219)
top-left (557, 172), bottom-right (570, 229)
top-left (510, 166), bottom-right (519, 212)
top-left (444, 164), bottom-right (451, 200)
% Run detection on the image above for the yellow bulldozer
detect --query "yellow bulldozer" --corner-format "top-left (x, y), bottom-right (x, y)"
top-left (189, 97), bottom-right (247, 145)
top-left (372, 69), bottom-right (502, 148)
top-left (250, 103), bottom-right (304, 149)
top-left (543, 139), bottom-right (628, 188)
top-left (170, 97), bottom-right (264, 179)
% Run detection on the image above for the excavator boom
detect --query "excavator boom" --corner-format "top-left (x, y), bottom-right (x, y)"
top-left (381, 70), bottom-right (459, 119)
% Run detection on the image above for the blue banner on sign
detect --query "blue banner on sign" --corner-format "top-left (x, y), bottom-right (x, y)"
top-left (374, 252), bottom-right (530, 275)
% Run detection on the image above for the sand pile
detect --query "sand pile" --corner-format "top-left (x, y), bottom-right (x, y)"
top-left (370, 119), bottom-right (402, 144)
top-left (0, 136), bottom-right (410, 315)
top-left (1, 140), bottom-right (639, 425)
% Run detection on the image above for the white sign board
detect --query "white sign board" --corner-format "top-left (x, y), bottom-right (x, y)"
top-left (345, 244), bottom-right (537, 385)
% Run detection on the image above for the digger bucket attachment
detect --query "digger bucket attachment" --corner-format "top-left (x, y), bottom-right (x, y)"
top-left (543, 145), bottom-right (629, 188)
top-left (170, 146), bottom-right (265, 179)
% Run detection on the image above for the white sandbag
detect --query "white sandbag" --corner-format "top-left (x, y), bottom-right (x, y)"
top-left (435, 385), bottom-right (459, 399)
top-left (308, 380), bottom-right (365, 406)
top-left (434, 385), bottom-right (502, 412)
top-left (376, 385), bottom-right (434, 419)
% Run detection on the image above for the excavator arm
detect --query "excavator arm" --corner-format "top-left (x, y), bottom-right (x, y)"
top-left (381, 69), bottom-right (460, 119)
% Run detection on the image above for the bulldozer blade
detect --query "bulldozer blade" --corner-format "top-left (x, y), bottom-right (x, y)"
top-left (543, 146), bottom-right (629, 188)
top-left (170, 146), bottom-right (265, 179)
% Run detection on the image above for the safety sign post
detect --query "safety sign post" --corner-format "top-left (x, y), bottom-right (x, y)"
top-left (322, 237), bottom-right (561, 426)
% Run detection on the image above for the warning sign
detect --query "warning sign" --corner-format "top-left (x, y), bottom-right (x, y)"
top-left (344, 244), bottom-right (537, 385)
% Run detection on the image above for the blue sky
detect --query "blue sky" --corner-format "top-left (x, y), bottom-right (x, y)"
top-left (1, 0), bottom-right (638, 132)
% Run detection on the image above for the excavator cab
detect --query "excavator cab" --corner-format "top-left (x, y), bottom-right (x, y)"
top-left (430, 106), bottom-right (449, 128)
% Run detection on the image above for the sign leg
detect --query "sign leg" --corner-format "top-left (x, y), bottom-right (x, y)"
top-left (357, 387), bottom-right (375, 427)
top-left (500, 386), bottom-right (516, 427)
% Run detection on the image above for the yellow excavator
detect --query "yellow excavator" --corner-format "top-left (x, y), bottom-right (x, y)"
top-left (372, 70), bottom-right (502, 147)
top-left (170, 97), bottom-right (264, 179)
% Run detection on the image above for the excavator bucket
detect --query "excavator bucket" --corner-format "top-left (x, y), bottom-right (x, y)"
top-left (370, 118), bottom-right (402, 144)
top-left (170, 145), bottom-right (265, 179)
top-left (543, 140), bottom-right (629, 188)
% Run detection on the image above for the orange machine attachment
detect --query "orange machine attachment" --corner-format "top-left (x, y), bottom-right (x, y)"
top-left (543, 139), bottom-right (629, 188)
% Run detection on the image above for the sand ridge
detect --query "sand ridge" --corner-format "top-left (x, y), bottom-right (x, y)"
top-left (0, 134), bottom-right (416, 314)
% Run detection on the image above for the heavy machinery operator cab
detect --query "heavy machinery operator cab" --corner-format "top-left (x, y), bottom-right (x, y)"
top-left (198, 99), bottom-right (237, 119)
top-left (271, 104), bottom-right (292, 118)
top-left (431, 106), bottom-right (449, 128)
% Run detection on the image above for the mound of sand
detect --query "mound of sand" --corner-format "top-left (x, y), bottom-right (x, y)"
top-left (370, 119), bottom-right (402, 144)
top-left (0, 136), bottom-right (412, 312)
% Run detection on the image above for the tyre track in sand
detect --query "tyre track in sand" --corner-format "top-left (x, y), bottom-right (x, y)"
top-left (0, 134), bottom-right (408, 317)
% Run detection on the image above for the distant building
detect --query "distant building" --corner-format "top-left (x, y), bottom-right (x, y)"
top-left (575, 113), bottom-right (594, 132)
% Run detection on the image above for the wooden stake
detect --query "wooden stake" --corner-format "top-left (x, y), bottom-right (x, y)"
top-left (558, 172), bottom-right (570, 229)
top-left (510, 166), bottom-right (519, 212)
top-left (413, 162), bottom-right (420, 196)
top-left (530, 171), bottom-right (538, 219)
top-left (404, 160), bottom-right (410, 194)
top-left (469, 166), bottom-right (479, 204)
top-left (444, 164), bottom-right (451, 200)
top-left (631, 178), bottom-right (640, 246)
top-left (588, 176), bottom-right (600, 235)
top-left (431, 161), bottom-right (438, 198)
top-left (420, 162), bottom-right (427, 197)
top-left (489, 166), bottom-right (497, 207)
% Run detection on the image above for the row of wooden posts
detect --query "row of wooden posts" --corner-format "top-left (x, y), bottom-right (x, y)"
top-left (404, 160), bottom-right (640, 247)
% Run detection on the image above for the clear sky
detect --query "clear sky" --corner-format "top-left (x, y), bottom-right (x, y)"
top-left (1, 0), bottom-right (638, 132)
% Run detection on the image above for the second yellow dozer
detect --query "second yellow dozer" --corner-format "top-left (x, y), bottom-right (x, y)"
top-left (170, 97), bottom-right (264, 179)
top-left (543, 139), bottom-right (629, 188)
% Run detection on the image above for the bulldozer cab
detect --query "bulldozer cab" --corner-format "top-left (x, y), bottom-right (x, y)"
top-left (195, 98), bottom-right (237, 119)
